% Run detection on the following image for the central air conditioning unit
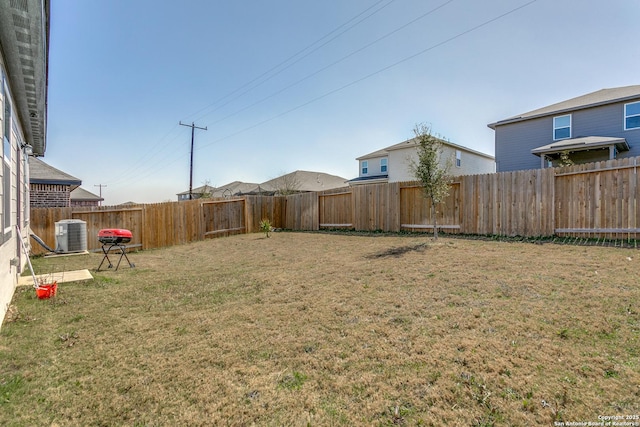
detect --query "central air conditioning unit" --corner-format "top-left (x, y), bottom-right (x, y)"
top-left (55, 219), bottom-right (88, 253)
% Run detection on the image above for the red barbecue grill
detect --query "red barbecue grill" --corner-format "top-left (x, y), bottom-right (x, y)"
top-left (97, 229), bottom-right (135, 271)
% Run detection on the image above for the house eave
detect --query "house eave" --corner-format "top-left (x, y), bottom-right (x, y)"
top-left (31, 177), bottom-right (81, 187)
top-left (489, 93), bottom-right (640, 130)
top-left (348, 175), bottom-right (389, 185)
top-left (530, 136), bottom-right (630, 157)
top-left (0, 0), bottom-right (49, 156)
top-left (359, 137), bottom-right (494, 161)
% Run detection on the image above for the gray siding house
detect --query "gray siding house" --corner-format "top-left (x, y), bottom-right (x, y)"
top-left (489, 85), bottom-right (640, 172)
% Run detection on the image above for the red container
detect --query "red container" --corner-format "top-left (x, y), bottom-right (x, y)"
top-left (36, 282), bottom-right (57, 299)
top-left (98, 228), bottom-right (132, 244)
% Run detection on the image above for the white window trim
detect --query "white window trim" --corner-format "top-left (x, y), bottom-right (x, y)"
top-left (361, 160), bottom-right (368, 175)
top-left (455, 150), bottom-right (461, 168)
top-left (553, 114), bottom-right (571, 140)
top-left (380, 158), bottom-right (387, 173)
top-left (624, 101), bottom-right (640, 131)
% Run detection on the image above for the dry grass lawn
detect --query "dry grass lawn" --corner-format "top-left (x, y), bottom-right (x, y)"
top-left (1, 232), bottom-right (639, 426)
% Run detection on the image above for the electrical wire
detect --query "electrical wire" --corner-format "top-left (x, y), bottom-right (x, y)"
top-left (197, 0), bottom-right (538, 151)
top-left (103, 0), bottom-right (539, 198)
top-left (180, 0), bottom-right (399, 124)
top-left (201, 0), bottom-right (455, 129)
top-left (102, 0), bottom-right (402, 189)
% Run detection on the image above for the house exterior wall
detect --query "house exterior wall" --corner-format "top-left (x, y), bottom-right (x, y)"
top-left (1, 60), bottom-right (30, 326)
top-left (31, 183), bottom-right (71, 207)
top-left (71, 200), bottom-right (99, 207)
top-left (359, 156), bottom-right (387, 178)
top-left (495, 100), bottom-right (640, 172)
top-left (387, 144), bottom-right (495, 182)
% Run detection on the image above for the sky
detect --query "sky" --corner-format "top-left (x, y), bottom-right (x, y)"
top-left (43, 0), bottom-right (640, 205)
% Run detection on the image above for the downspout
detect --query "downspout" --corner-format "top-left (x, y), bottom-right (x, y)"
top-left (16, 143), bottom-right (21, 268)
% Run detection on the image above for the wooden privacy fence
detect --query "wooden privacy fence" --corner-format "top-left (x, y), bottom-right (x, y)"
top-left (317, 156), bottom-right (639, 239)
top-left (29, 199), bottom-right (247, 256)
top-left (29, 156), bottom-right (640, 255)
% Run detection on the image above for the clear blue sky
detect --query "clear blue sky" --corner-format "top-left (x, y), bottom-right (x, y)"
top-left (44, 0), bottom-right (640, 205)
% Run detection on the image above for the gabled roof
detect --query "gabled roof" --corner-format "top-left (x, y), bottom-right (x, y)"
top-left (357, 137), bottom-right (495, 161)
top-left (488, 85), bottom-right (640, 129)
top-left (248, 170), bottom-right (348, 194)
top-left (29, 157), bottom-right (81, 188)
top-left (176, 184), bottom-right (216, 197)
top-left (356, 148), bottom-right (388, 161)
top-left (70, 187), bottom-right (103, 202)
top-left (211, 181), bottom-right (259, 197)
top-left (176, 181), bottom-right (259, 198)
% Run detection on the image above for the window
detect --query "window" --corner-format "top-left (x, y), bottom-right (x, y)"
top-left (625, 101), bottom-right (640, 130)
top-left (380, 158), bottom-right (387, 173)
top-left (361, 160), bottom-right (368, 175)
top-left (455, 150), bottom-right (461, 167)
top-left (553, 114), bottom-right (571, 140)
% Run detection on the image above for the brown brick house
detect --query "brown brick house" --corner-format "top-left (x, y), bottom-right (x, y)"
top-left (70, 186), bottom-right (103, 207)
top-left (29, 157), bottom-right (81, 207)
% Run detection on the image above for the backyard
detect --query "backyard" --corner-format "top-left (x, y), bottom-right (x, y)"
top-left (1, 232), bottom-right (639, 426)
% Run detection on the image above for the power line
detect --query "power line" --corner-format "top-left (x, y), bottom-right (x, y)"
top-left (101, 123), bottom-right (184, 187)
top-left (106, 0), bottom-right (539, 194)
top-left (182, 0), bottom-right (399, 124)
top-left (197, 0), bottom-right (538, 151)
top-left (100, 1), bottom-right (400, 190)
top-left (202, 0), bottom-right (456, 129)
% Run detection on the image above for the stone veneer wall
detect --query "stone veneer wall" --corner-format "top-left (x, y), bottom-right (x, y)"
top-left (30, 183), bottom-right (71, 207)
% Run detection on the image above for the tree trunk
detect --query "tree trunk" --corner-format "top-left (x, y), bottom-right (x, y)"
top-left (431, 198), bottom-right (438, 240)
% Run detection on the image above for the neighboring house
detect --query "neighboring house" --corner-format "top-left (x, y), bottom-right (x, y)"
top-left (211, 181), bottom-right (259, 198)
top-left (246, 170), bottom-right (348, 195)
top-left (0, 0), bottom-right (50, 327)
top-left (177, 181), bottom-right (259, 201)
top-left (29, 157), bottom-right (81, 207)
top-left (488, 85), bottom-right (640, 172)
top-left (70, 187), bottom-right (103, 207)
top-left (179, 172), bottom-right (348, 199)
top-left (350, 138), bottom-right (495, 185)
top-left (177, 183), bottom-right (216, 201)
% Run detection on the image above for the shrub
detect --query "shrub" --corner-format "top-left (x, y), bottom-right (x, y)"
top-left (259, 218), bottom-right (272, 238)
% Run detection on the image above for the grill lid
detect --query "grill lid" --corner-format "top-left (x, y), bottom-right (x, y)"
top-left (98, 229), bottom-right (132, 244)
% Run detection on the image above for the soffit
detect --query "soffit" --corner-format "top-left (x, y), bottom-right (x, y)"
top-left (0, 0), bottom-right (49, 155)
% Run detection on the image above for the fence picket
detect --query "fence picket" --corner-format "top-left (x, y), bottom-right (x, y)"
top-left (29, 156), bottom-right (640, 255)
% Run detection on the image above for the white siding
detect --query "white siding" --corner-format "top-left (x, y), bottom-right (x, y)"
top-left (387, 144), bottom-right (495, 182)
top-left (359, 155), bottom-right (387, 177)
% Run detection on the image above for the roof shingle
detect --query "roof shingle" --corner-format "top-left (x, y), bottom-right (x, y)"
top-left (489, 85), bottom-right (640, 129)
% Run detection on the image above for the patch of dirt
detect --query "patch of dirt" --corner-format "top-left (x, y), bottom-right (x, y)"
top-left (366, 243), bottom-right (428, 258)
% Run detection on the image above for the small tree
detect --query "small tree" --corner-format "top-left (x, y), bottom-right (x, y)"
top-left (272, 171), bottom-right (302, 196)
top-left (259, 218), bottom-right (272, 238)
top-left (195, 179), bottom-right (214, 199)
top-left (409, 123), bottom-right (452, 239)
top-left (557, 150), bottom-right (574, 167)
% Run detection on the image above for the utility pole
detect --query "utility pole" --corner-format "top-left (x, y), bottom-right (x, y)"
top-left (179, 121), bottom-right (208, 200)
top-left (94, 184), bottom-right (107, 206)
